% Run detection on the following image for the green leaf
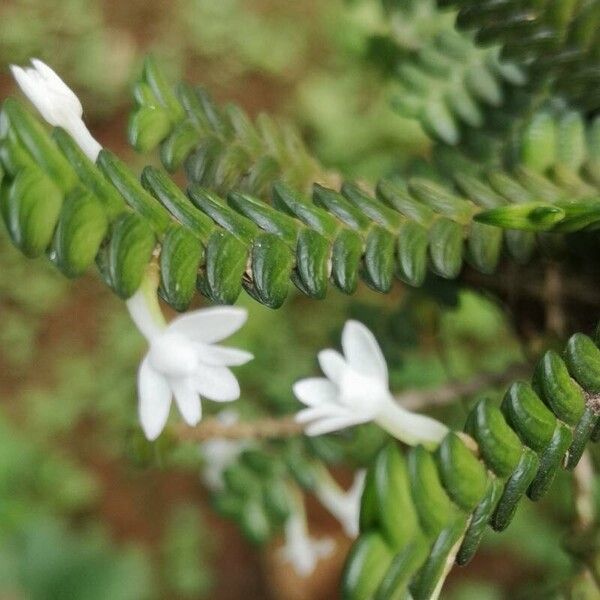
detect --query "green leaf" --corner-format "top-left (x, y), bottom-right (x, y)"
top-left (331, 228), bottom-right (363, 294)
top-left (228, 191), bottom-right (300, 246)
top-left (501, 382), bottom-right (556, 453)
top-left (52, 128), bottom-right (124, 219)
top-left (247, 232), bottom-right (293, 308)
top-left (188, 186), bottom-right (256, 244)
top-left (142, 56), bottom-right (185, 122)
top-left (533, 350), bottom-right (586, 425)
top-left (377, 180), bottom-right (435, 227)
top-left (97, 150), bottom-right (171, 233)
top-left (106, 213), bottom-right (156, 299)
top-left (341, 182), bottom-right (402, 231)
top-left (408, 178), bottom-right (474, 223)
top-left (436, 432), bottom-right (488, 512)
top-left (141, 166), bottom-right (214, 242)
top-left (52, 188), bottom-right (108, 277)
top-left (128, 106), bottom-right (172, 153)
top-left (520, 111), bottom-right (557, 173)
top-left (465, 398), bottom-right (522, 478)
top-left (5, 166), bottom-right (63, 257)
top-left (407, 446), bottom-right (458, 538)
top-left (203, 230), bottom-right (247, 304)
top-left (409, 518), bottom-right (467, 600)
top-left (294, 228), bottom-right (330, 299)
top-left (428, 218), bottom-right (463, 279)
top-left (272, 181), bottom-right (338, 237)
top-left (313, 183), bottom-right (371, 231)
top-left (159, 225), bottom-right (203, 311)
top-left (160, 121), bottom-right (202, 172)
top-left (396, 221), bottom-right (429, 286)
top-left (564, 333), bottom-right (600, 393)
top-left (342, 532), bottom-right (394, 600)
top-left (1, 98), bottom-right (76, 193)
top-left (466, 221), bottom-right (502, 274)
top-left (491, 448), bottom-right (538, 531)
top-left (475, 203), bottom-right (565, 231)
top-left (363, 227), bottom-right (396, 293)
top-left (374, 444), bottom-right (420, 548)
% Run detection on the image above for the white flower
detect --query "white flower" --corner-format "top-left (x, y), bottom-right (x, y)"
top-left (279, 510), bottom-right (335, 577)
top-left (314, 469), bottom-right (366, 538)
top-left (294, 320), bottom-right (448, 447)
top-left (10, 59), bottom-right (102, 160)
top-left (127, 274), bottom-right (253, 440)
top-left (200, 410), bottom-right (250, 490)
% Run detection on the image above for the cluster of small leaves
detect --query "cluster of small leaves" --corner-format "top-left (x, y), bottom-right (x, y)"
top-left (2, 87), bottom-right (600, 321)
top-left (372, 0), bottom-right (527, 145)
top-left (342, 327), bottom-right (600, 599)
top-left (212, 430), bottom-right (387, 544)
top-left (129, 58), bottom-right (323, 196)
top-left (213, 443), bottom-right (307, 544)
top-left (436, 0), bottom-right (600, 111)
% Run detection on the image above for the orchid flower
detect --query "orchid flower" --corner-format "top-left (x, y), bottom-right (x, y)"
top-left (279, 493), bottom-right (334, 577)
top-left (129, 269), bottom-right (253, 440)
top-left (313, 468), bottom-right (366, 538)
top-left (199, 410), bottom-right (250, 490)
top-left (294, 320), bottom-right (448, 448)
top-left (10, 58), bottom-right (102, 160)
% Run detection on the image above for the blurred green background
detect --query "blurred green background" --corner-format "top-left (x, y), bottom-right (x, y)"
top-left (0, 1), bottom-right (598, 598)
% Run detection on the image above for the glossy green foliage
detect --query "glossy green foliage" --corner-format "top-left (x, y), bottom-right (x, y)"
top-left (129, 57), bottom-right (321, 195)
top-left (343, 327), bottom-right (600, 599)
top-left (3, 97), bottom-right (600, 316)
top-left (436, 0), bottom-right (600, 111)
top-left (383, 0), bottom-right (526, 145)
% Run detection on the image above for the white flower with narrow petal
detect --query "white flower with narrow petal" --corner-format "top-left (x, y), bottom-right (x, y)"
top-left (128, 273), bottom-right (253, 440)
top-left (314, 469), bottom-right (366, 538)
top-left (294, 320), bottom-right (448, 448)
top-left (279, 511), bottom-right (335, 577)
top-left (10, 59), bottom-right (102, 160)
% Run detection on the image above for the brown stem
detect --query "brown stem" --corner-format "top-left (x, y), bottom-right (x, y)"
top-left (396, 362), bottom-right (530, 411)
top-left (174, 415), bottom-right (304, 442)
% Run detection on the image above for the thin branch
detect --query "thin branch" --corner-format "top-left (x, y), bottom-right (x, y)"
top-left (175, 362), bottom-right (529, 442)
top-left (175, 415), bottom-right (304, 442)
top-left (396, 362), bottom-right (531, 411)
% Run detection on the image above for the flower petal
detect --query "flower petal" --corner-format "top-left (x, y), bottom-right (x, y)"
top-left (11, 66), bottom-right (52, 122)
top-left (295, 404), bottom-right (346, 424)
top-left (196, 342), bottom-right (253, 366)
top-left (172, 380), bottom-right (202, 426)
top-left (318, 349), bottom-right (346, 384)
top-left (168, 306), bottom-right (248, 343)
top-left (305, 413), bottom-right (369, 436)
top-left (138, 357), bottom-right (172, 440)
top-left (126, 287), bottom-right (166, 341)
top-left (341, 320), bottom-right (388, 384)
top-left (293, 377), bottom-right (338, 407)
top-left (30, 58), bottom-right (82, 116)
top-left (190, 363), bottom-right (240, 402)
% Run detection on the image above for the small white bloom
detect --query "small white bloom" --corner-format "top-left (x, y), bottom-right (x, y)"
top-left (279, 510), bottom-right (335, 577)
top-left (314, 469), bottom-right (366, 538)
top-left (200, 410), bottom-right (250, 490)
top-left (10, 59), bottom-right (102, 160)
top-left (294, 320), bottom-right (448, 447)
top-left (128, 276), bottom-right (253, 440)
